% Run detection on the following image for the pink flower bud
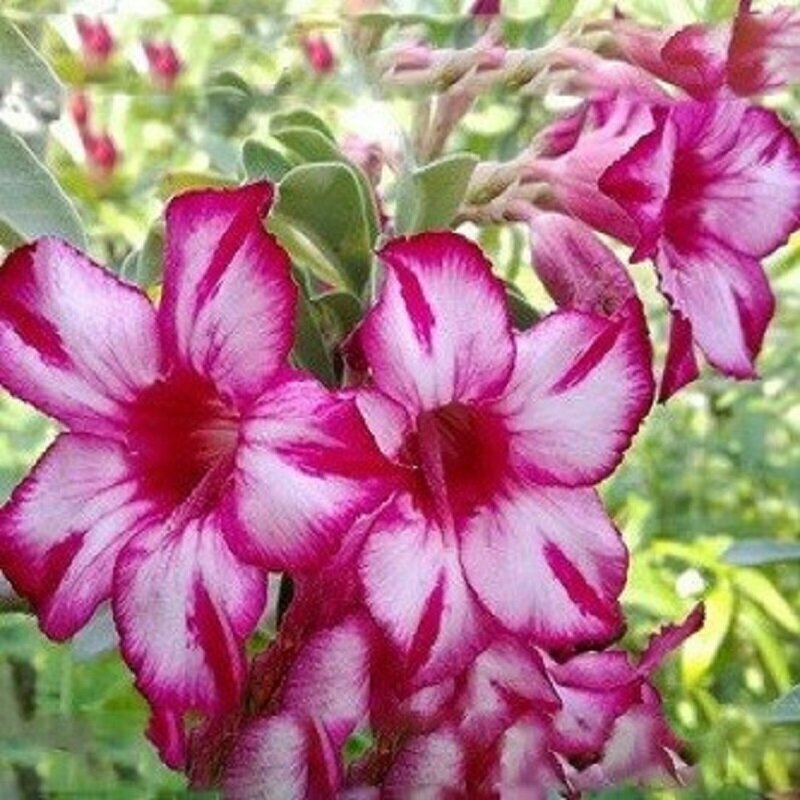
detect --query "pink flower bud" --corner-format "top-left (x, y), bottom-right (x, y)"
top-left (143, 40), bottom-right (183, 91)
top-left (69, 91), bottom-right (91, 130)
top-left (301, 34), bottom-right (336, 75)
top-left (75, 16), bottom-right (114, 69)
top-left (469, 0), bottom-right (500, 16)
top-left (81, 129), bottom-right (118, 180)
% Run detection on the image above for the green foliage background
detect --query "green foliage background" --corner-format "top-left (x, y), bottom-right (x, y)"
top-left (0, 0), bottom-right (798, 796)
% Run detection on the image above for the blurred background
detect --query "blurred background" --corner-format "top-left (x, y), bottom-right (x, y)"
top-left (0, 0), bottom-right (798, 797)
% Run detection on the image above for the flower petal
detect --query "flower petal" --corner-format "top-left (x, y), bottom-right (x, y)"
top-left (0, 433), bottom-right (158, 639)
top-left (657, 240), bottom-right (775, 379)
top-left (281, 614), bottom-right (373, 745)
top-left (526, 212), bottom-right (635, 317)
top-left (0, 238), bottom-right (161, 434)
top-left (113, 510), bottom-right (266, 763)
top-left (359, 494), bottom-right (489, 684)
top-left (230, 372), bottom-right (397, 571)
top-left (358, 232), bottom-right (514, 413)
top-left (492, 305), bottom-right (653, 487)
top-left (462, 485), bottom-right (627, 648)
top-left (224, 714), bottom-right (341, 800)
top-left (659, 310), bottom-right (699, 402)
top-left (158, 182), bottom-right (296, 406)
top-left (383, 728), bottom-right (466, 797)
top-left (672, 102), bottom-right (800, 259)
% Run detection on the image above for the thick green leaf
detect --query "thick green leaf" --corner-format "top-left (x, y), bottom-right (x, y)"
top-left (705, 0), bottom-right (738, 22)
top-left (0, 121), bottom-right (85, 248)
top-left (157, 170), bottom-right (236, 200)
top-left (271, 162), bottom-right (375, 295)
top-left (292, 289), bottom-right (336, 387)
top-left (547, 0), bottom-right (579, 30)
top-left (395, 153), bottom-right (478, 235)
top-left (505, 284), bottom-right (541, 331)
top-left (724, 539), bottom-right (800, 566)
top-left (270, 109), bottom-right (335, 141)
top-left (0, 17), bottom-right (63, 108)
top-left (314, 291), bottom-right (362, 341)
top-left (242, 139), bottom-right (292, 181)
top-left (681, 579), bottom-right (734, 686)
top-left (206, 71), bottom-right (253, 135)
top-left (766, 685), bottom-right (800, 724)
top-left (119, 223), bottom-right (164, 290)
top-left (272, 126), bottom-right (342, 164)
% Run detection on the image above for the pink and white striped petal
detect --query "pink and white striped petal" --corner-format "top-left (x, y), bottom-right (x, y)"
top-left (358, 232), bottom-right (515, 414)
top-left (492, 306), bottom-right (653, 487)
top-left (224, 714), bottom-right (341, 800)
top-left (657, 241), bottom-right (775, 380)
top-left (280, 614), bottom-right (373, 745)
top-left (359, 494), bottom-right (489, 684)
top-left (0, 239), bottom-right (161, 435)
top-left (158, 182), bottom-right (296, 407)
top-left (382, 728), bottom-right (466, 798)
top-left (461, 485), bottom-right (627, 648)
top-left (230, 372), bottom-right (397, 571)
top-left (0, 433), bottom-right (159, 639)
top-left (113, 511), bottom-right (266, 763)
top-left (659, 311), bottom-right (699, 402)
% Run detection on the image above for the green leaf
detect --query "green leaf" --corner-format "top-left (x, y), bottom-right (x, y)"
top-left (733, 570), bottom-right (800, 634)
top-left (547, 0), bottom-right (579, 30)
top-left (120, 223), bottom-right (164, 290)
top-left (272, 162), bottom-right (376, 295)
top-left (157, 170), bottom-right (236, 201)
top-left (505, 284), bottom-right (541, 331)
top-left (206, 71), bottom-right (253, 135)
top-left (724, 539), bottom-right (800, 566)
top-left (270, 109), bottom-right (335, 142)
top-left (681, 579), bottom-right (734, 686)
top-left (292, 279), bottom-right (336, 387)
top-left (705, 0), bottom-right (738, 22)
top-left (395, 153), bottom-right (478, 235)
top-left (272, 126), bottom-right (342, 164)
top-left (0, 17), bottom-right (63, 108)
top-left (242, 139), bottom-right (292, 181)
top-left (0, 121), bottom-right (85, 249)
top-left (766, 685), bottom-right (800, 724)
top-left (314, 291), bottom-right (362, 341)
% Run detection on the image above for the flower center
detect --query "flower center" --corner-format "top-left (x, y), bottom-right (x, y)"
top-left (404, 402), bottom-right (508, 527)
top-left (127, 372), bottom-right (239, 509)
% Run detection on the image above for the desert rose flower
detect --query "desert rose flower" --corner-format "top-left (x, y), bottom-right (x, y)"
top-left (301, 34), bottom-right (336, 75)
top-left (608, 5), bottom-right (800, 98)
top-left (143, 39), bottom-right (183, 91)
top-left (600, 98), bottom-right (800, 398)
top-left (526, 95), bottom-right (658, 246)
top-left (350, 232), bottom-right (654, 684)
top-left (75, 16), bottom-right (114, 70)
top-left (344, 607), bottom-right (702, 796)
top-left (0, 182), bottom-right (393, 768)
top-left (727, 5), bottom-right (800, 95)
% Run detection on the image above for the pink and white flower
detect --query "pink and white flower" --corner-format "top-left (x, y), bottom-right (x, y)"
top-left (600, 98), bottom-right (800, 398)
top-left (0, 182), bottom-right (393, 767)
top-left (345, 607), bottom-right (702, 797)
top-left (608, 5), bottom-right (800, 99)
top-left (351, 231), bottom-right (654, 684)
